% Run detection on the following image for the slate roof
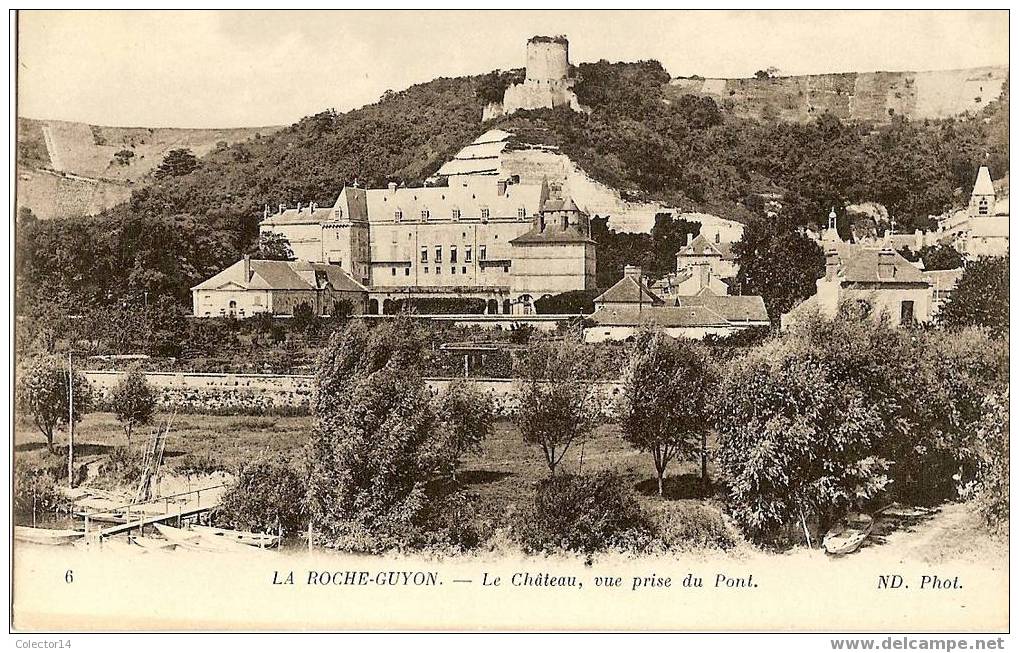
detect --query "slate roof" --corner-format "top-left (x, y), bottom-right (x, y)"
top-left (973, 166), bottom-right (995, 196)
top-left (921, 268), bottom-right (964, 291)
top-left (589, 304), bottom-right (732, 328)
top-left (594, 276), bottom-right (664, 306)
top-left (261, 206), bottom-right (335, 226)
top-left (677, 233), bottom-right (736, 260)
top-left (192, 259), bottom-right (367, 292)
top-left (830, 243), bottom-right (927, 284)
top-left (674, 294), bottom-right (770, 323)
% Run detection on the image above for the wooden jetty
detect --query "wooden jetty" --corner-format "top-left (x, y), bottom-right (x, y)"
top-left (79, 484), bottom-right (228, 542)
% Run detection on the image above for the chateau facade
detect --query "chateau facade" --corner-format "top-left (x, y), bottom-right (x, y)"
top-left (247, 175), bottom-right (596, 316)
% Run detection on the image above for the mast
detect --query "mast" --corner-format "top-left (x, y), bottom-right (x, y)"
top-left (67, 351), bottom-right (74, 489)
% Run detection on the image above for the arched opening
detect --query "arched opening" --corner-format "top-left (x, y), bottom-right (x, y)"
top-left (487, 299), bottom-right (499, 314)
top-left (228, 300), bottom-right (237, 316)
top-left (368, 298), bottom-right (379, 314)
top-left (520, 294), bottom-right (533, 315)
top-left (383, 298), bottom-right (394, 315)
top-left (502, 299), bottom-right (512, 315)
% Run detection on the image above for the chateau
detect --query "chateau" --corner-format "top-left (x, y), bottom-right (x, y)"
top-left (193, 173), bottom-right (597, 317)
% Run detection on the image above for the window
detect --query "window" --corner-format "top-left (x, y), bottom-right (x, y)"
top-left (405, 268), bottom-right (410, 276)
top-left (391, 267), bottom-right (397, 276)
top-left (394, 210), bottom-right (403, 221)
top-left (715, 232), bottom-right (721, 244)
top-left (900, 300), bottom-right (915, 325)
top-left (451, 266), bottom-right (456, 275)
top-left (479, 245), bottom-right (487, 260)
top-left (450, 246), bottom-right (458, 263)
top-left (435, 246), bottom-right (443, 263)
top-left (436, 266), bottom-right (441, 274)
top-left (421, 209), bottom-right (430, 220)
top-left (420, 246), bottom-right (428, 263)
top-left (465, 246), bottom-right (472, 262)
top-left (503, 265), bottom-right (509, 273)
top-left (424, 266), bottom-right (429, 274)
top-left (978, 198), bottom-right (990, 215)
top-left (481, 208), bottom-right (490, 219)
top-left (462, 266), bottom-right (467, 274)
top-left (452, 209), bottom-right (461, 220)
top-left (517, 207), bottom-right (526, 218)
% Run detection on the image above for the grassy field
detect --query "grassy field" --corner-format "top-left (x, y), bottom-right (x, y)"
top-left (15, 411), bottom-right (723, 527)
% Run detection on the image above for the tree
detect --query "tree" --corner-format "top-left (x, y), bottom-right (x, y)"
top-left (154, 148), bottom-right (199, 179)
top-left (292, 301), bottom-right (316, 331)
top-left (434, 380), bottom-right (495, 481)
top-left (114, 149), bottom-right (135, 166)
top-left (618, 332), bottom-right (713, 496)
top-left (16, 356), bottom-right (93, 453)
top-left (917, 244), bottom-right (964, 271)
top-left (309, 318), bottom-right (441, 551)
top-left (255, 232), bottom-right (294, 261)
top-left (715, 312), bottom-right (893, 540)
top-left (939, 257), bottom-right (1008, 337)
top-left (217, 454), bottom-right (309, 537)
top-left (514, 339), bottom-right (601, 476)
top-left (111, 368), bottom-right (157, 445)
top-left (732, 215), bottom-right (825, 320)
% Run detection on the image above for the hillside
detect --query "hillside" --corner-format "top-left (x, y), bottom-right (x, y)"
top-left (667, 66), bottom-right (1007, 124)
top-left (15, 60), bottom-right (1009, 313)
top-left (15, 118), bottom-right (282, 220)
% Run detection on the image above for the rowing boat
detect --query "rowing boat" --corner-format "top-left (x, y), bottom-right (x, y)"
top-left (822, 513), bottom-right (874, 556)
top-left (191, 525), bottom-right (282, 549)
top-left (15, 527), bottom-right (84, 546)
top-left (154, 523), bottom-right (256, 553)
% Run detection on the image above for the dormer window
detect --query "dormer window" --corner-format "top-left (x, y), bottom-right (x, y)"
top-left (481, 208), bottom-right (490, 220)
top-left (452, 208), bottom-right (461, 220)
top-left (421, 209), bottom-right (430, 220)
top-left (394, 210), bottom-right (403, 221)
top-left (517, 208), bottom-right (526, 219)
top-left (336, 208), bottom-right (344, 219)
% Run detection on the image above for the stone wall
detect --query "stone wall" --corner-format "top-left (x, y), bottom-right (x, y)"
top-left (83, 370), bottom-right (623, 417)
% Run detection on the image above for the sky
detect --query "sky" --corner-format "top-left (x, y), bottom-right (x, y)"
top-left (17, 9), bottom-right (1010, 128)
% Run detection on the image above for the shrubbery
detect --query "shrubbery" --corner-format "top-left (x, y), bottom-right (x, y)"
top-left (216, 454), bottom-right (309, 537)
top-left (13, 459), bottom-right (61, 520)
top-left (515, 472), bottom-right (656, 555)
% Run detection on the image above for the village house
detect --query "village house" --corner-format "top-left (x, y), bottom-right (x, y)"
top-left (585, 266), bottom-right (770, 342)
top-left (675, 232), bottom-right (740, 281)
top-left (190, 256), bottom-right (367, 318)
top-left (781, 230), bottom-right (933, 329)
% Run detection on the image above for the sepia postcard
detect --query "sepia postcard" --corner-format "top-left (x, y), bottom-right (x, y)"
top-left (9, 8), bottom-right (1011, 636)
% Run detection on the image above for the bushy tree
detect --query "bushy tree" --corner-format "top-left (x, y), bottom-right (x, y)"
top-left (255, 232), bottom-right (294, 261)
top-left (514, 339), bottom-right (601, 476)
top-left (618, 332), bottom-right (713, 495)
top-left (515, 471), bottom-right (656, 555)
top-left (732, 215), bottom-right (825, 320)
top-left (308, 319), bottom-right (443, 551)
top-left (939, 257), bottom-right (1009, 337)
top-left (972, 390), bottom-right (1009, 534)
top-left (154, 148), bottom-right (199, 178)
top-left (434, 380), bottom-right (495, 481)
top-left (217, 454), bottom-right (309, 537)
top-left (16, 356), bottom-right (93, 453)
top-left (111, 367), bottom-right (157, 445)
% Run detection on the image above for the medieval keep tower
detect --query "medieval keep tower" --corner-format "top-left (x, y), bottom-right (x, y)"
top-left (482, 35), bottom-right (587, 121)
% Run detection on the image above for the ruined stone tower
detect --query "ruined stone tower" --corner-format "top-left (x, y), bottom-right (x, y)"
top-left (482, 35), bottom-right (587, 121)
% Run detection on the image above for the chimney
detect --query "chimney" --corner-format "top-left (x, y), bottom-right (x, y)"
top-left (278, 203), bottom-right (285, 215)
top-left (914, 228), bottom-right (923, 250)
top-left (878, 248), bottom-right (896, 279)
top-left (624, 265), bottom-right (642, 282)
top-left (243, 254), bottom-right (251, 283)
top-left (497, 180), bottom-right (507, 196)
top-left (687, 233), bottom-right (694, 246)
top-left (825, 247), bottom-right (841, 280)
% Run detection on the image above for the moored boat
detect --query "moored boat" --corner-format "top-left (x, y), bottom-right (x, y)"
top-left (15, 526), bottom-right (85, 546)
top-left (822, 513), bottom-right (874, 556)
top-left (191, 525), bottom-right (281, 549)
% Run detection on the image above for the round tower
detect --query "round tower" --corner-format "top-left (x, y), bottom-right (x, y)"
top-left (525, 35), bottom-right (569, 85)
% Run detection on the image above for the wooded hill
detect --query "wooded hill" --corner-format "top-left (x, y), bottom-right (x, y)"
top-left (15, 59), bottom-right (1009, 313)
